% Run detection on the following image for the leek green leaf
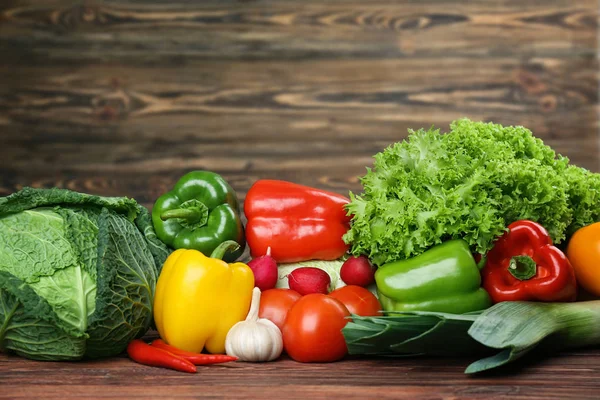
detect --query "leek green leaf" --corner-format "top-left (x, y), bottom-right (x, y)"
top-left (343, 301), bottom-right (600, 374)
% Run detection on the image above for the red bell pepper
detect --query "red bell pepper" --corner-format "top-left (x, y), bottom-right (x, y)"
top-left (481, 220), bottom-right (577, 303)
top-left (244, 180), bottom-right (351, 263)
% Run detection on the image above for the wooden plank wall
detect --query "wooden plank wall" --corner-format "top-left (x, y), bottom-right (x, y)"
top-left (0, 0), bottom-right (597, 207)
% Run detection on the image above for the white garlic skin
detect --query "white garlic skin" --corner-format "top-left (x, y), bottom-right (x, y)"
top-left (225, 318), bottom-right (283, 362)
top-left (225, 287), bottom-right (283, 362)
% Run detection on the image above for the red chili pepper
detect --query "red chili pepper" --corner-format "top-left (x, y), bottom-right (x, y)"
top-left (127, 339), bottom-right (197, 373)
top-left (150, 339), bottom-right (238, 365)
top-left (481, 220), bottom-right (577, 303)
top-left (244, 180), bottom-right (351, 263)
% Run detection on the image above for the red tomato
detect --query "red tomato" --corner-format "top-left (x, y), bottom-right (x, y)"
top-left (258, 288), bottom-right (302, 331)
top-left (282, 294), bottom-right (350, 363)
top-left (329, 285), bottom-right (381, 317)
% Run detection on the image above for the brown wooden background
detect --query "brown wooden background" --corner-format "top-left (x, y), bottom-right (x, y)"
top-left (1, 0), bottom-right (598, 206)
top-left (1, 0), bottom-right (599, 399)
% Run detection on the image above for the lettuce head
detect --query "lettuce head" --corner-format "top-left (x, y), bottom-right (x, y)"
top-left (345, 119), bottom-right (600, 265)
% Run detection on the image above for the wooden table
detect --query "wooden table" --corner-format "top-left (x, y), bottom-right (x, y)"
top-left (3, 347), bottom-right (600, 399)
top-left (1, 0), bottom-right (600, 398)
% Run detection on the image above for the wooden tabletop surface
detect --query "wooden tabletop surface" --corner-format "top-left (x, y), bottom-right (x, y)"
top-left (3, 346), bottom-right (600, 399)
top-left (1, 0), bottom-right (599, 398)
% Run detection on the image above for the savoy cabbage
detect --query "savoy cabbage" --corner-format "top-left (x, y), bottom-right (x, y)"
top-left (0, 188), bottom-right (170, 360)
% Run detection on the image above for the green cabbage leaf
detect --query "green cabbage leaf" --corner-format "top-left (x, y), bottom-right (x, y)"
top-left (0, 188), bottom-right (170, 360)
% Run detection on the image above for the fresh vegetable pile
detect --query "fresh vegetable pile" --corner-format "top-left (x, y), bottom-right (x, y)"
top-left (4, 118), bottom-right (600, 375)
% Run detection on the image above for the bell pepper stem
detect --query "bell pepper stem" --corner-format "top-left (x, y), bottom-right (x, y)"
top-left (161, 208), bottom-right (201, 221)
top-left (476, 255), bottom-right (487, 271)
top-left (508, 255), bottom-right (537, 280)
top-left (210, 240), bottom-right (241, 260)
top-left (160, 199), bottom-right (210, 231)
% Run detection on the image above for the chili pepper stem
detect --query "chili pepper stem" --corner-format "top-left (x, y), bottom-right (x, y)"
top-left (210, 240), bottom-right (241, 260)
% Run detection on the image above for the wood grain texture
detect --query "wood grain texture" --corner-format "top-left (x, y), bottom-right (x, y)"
top-left (3, 348), bottom-right (600, 400)
top-left (0, 56), bottom-right (598, 198)
top-left (0, 0), bottom-right (596, 64)
top-left (0, 56), bottom-right (597, 205)
top-left (1, 0), bottom-right (599, 398)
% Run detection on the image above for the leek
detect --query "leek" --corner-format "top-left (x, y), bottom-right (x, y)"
top-left (342, 300), bottom-right (600, 373)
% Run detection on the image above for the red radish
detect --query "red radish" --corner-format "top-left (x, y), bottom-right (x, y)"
top-left (247, 247), bottom-right (278, 291)
top-left (288, 267), bottom-right (331, 295)
top-left (340, 256), bottom-right (376, 287)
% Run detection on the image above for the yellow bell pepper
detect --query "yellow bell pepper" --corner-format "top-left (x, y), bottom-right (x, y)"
top-left (153, 241), bottom-right (254, 354)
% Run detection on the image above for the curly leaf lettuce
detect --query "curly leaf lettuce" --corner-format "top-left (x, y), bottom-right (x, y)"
top-left (345, 119), bottom-right (599, 266)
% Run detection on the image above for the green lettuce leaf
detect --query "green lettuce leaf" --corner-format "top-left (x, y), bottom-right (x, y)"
top-left (345, 119), bottom-right (594, 265)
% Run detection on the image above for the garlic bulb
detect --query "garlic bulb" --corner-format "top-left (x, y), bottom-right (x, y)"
top-left (225, 287), bottom-right (283, 362)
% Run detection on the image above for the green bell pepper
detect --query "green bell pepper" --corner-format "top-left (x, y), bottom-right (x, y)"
top-left (152, 171), bottom-right (245, 262)
top-left (375, 239), bottom-right (491, 314)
